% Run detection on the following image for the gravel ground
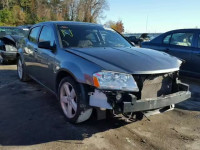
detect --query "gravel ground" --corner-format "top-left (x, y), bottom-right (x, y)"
top-left (0, 65), bottom-right (200, 150)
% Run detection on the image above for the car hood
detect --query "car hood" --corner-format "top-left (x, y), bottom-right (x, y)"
top-left (67, 47), bottom-right (182, 74)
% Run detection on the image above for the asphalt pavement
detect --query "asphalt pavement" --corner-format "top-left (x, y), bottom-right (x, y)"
top-left (0, 65), bottom-right (199, 150)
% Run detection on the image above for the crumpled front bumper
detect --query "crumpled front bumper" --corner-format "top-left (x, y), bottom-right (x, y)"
top-left (123, 83), bottom-right (191, 113)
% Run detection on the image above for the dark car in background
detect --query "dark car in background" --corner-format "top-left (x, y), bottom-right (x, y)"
top-left (124, 35), bottom-right (138, 46)
top-left (17, 21), bottom-right (190, 124)
top-left (124, 33), bottom-right (160, 46)
top-left (0, 26), bottom-right (28, 64)
top-left (141, 29), bottom-right (200, 77)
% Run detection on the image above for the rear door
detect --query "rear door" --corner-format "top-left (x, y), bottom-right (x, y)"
top-left (167, 32), bottom-right (194, 72)
top-left (24, 26), bottom-right (41, 77)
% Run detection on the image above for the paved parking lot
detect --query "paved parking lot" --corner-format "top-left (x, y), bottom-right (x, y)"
top-left (0, 65), bottom-right (200, 150)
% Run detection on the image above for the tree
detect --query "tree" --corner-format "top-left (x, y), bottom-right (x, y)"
top-left (105, 20), bottom-right (125, 33)
top-left (68, 0), bottom-right (78, 21)
top-left (61, 0), bottom-right (108, 23)
top-left (0, 9), bottom-right (13, 25)
top-left (78, 0), bottom-right (108, 23)
top-left (0, 0), bottom-right (109, 26)
top-left (12, 5), bottom-right (26, 26)
top-left (0, 0), bottom-right (9, 9)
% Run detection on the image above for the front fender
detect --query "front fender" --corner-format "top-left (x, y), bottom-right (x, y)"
top-left (16, 38), bottom-right (27, 62)
top-left (57, 59), bottom-right (103, 86)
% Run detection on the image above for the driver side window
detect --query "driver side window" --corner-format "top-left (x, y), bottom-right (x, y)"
top-left (39, 26), bottom-right (55, 47)
top-left (29, 27), bottom-right (40, 43)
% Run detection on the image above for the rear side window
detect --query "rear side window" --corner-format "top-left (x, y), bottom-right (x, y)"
top-left (170, 33), bottom-right (193, 47)
top-left (163, 34), bottom-right (171, 44)
top-left (28, 27), bottom-right (40, 43)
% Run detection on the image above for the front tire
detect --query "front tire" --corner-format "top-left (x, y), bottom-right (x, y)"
top-left (17, 58), bottom-right (30, 82)
top-left (59, 77), bottom-right (92, 123)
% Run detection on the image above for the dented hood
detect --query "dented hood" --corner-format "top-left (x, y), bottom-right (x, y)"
top-left (68, 47), bottom-right (182, 74)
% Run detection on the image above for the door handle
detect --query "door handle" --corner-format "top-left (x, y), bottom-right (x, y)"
top-left (34, 48), bottom-right (38, 52)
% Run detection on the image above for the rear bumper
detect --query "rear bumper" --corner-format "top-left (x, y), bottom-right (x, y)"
top-left (0, 50), bottom-right (17, 61)
top-left (123, 83), bottom-right (191, 113)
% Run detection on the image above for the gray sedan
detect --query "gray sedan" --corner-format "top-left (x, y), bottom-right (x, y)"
top-left (17, 21), bottom-right (191, 123)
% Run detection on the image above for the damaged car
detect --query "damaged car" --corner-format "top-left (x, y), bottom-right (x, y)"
top-left (0, 27), bottom-right (28, 64)
top-left (17, 21), bottom-right (191, 123)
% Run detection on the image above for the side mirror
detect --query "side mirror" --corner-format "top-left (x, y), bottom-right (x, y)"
top-left (38, 41), bottom-right (56, 51)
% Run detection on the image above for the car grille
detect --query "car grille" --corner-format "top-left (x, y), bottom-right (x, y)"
top-left (133, 73), bottom-right (174, 99)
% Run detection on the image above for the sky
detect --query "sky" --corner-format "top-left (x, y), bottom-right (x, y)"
top-left (101, 0), bottom-right (200, 33)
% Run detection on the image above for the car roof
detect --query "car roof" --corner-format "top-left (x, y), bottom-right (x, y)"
top-left (32, 21), bottom-right (102, 28)
top-left (150, 28), bottom-right (200, 43)
top-left (165, 28), bottom-right (200, 34)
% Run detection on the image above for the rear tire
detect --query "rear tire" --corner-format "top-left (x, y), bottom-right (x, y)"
top-left (58, 77), bottom-right (92, 123)
top-left (17, 58), bottom-right (30, 82)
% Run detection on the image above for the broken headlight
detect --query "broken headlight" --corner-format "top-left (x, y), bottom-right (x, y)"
top-left (93, 71), bottom-right (139, 92)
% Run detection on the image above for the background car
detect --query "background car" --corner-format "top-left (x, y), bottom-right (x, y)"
top-left (0, 26), bottom-right (28, 64)
top-left (141, 29), bottom-right (200, 78)
top-left (124, 35), bottom-right (138, 45)
top-left (124, 33), bottom-right (160, 46)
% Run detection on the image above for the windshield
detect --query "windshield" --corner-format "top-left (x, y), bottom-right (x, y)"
top-left (0, 27), bottom-right (26, 38)
top-left (58, 25), bottom-right (132, 48)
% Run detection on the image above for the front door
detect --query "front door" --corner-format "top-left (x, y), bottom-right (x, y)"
top-left (35, 25), bottom-right (57, 90)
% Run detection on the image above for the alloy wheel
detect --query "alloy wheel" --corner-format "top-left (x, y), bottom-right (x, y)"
top-left (60, 82), bottom-right (78, 118)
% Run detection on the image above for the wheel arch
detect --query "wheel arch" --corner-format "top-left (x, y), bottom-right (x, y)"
top-left (55, 69), bottom-right (92, 109)
top-left (55, 69), bottom-right (79, 94)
